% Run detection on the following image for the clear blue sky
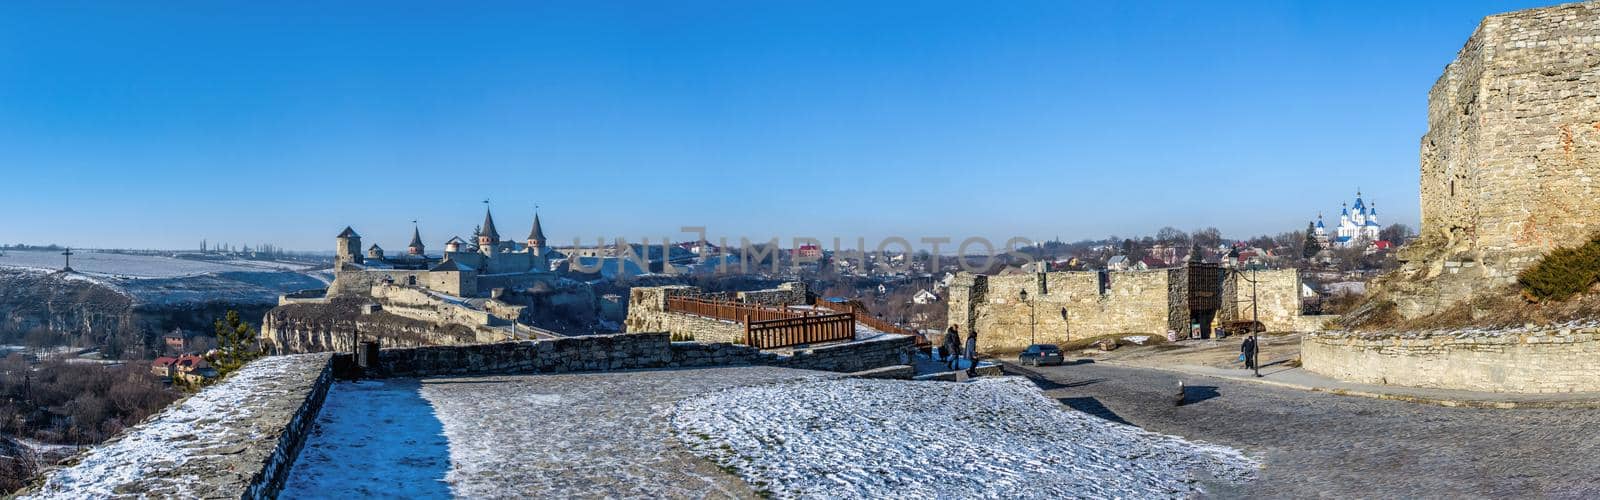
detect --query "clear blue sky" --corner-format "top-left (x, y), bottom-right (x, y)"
top-left (0, 1), bottom-right (1556, 251)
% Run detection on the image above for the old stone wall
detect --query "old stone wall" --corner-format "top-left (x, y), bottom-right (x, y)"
top-left (950, 268), bottom-right (1312, 353)
top-left (22, 353), bottom-right (336, 499)
top-left (1304, 324), bottom-right (1600, 393)
top-left (947, 270), bottom-right (1173, 354)
top-left (1220, 269), bottom-right (1302, 332)
top-left (736, 282), bottom-right (809, 306)
top-left (623, 285), bottom-right (744, 342)
top-left (1385, 1), bottom-right (1600, 318)
top-left (359, 332), bottom-right (914, 378)
top-left (371, 283), bottom-right (496, 330)
top-left (261, 299), bottom-right (487, 355)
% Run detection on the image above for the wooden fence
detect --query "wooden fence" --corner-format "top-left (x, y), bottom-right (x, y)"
top-left (745, 313), bottom-right (856, 349)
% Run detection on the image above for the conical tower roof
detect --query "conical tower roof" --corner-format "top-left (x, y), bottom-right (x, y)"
top-left (409, 226), bottom-right (425, 250)
top-left (481, 208), bottom-right (500, 241)
top-left (528, 213), bottom-right (546, 243)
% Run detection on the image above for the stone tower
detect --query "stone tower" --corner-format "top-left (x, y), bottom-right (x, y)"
top-left (1379, 1), bottom-right (1600, 318)
top-left (335, 226), bottom-right (363, 266)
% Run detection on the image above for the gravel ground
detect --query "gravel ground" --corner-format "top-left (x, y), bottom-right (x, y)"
top-left (1010, 361), bottom-right (1600, 499)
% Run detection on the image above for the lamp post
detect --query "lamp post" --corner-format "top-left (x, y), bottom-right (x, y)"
top-left (1231, 267), bottom-right (1262, 378)
top-left (1019, 289), bottom-right (1035, 346)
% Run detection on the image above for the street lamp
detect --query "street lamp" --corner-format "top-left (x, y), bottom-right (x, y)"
top-left (1019, 289), bottom-right (1035, 345)
top-left (1230, 267), bottom-right (1262, 378)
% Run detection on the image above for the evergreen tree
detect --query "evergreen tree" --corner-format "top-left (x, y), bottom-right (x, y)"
top-left (1302, 222), bottom-right (1323, 259)
top-left (212, 310), bottom-right (260, 377)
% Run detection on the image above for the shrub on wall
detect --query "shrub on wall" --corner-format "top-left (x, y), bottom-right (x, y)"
top-left (1519, 234), bottom-right (1600, 302)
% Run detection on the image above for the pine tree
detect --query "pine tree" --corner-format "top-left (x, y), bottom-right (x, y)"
top-left (212, 310), bottom-right (261, 377)
top-left (1302, 222), bottom-right (1323, 259)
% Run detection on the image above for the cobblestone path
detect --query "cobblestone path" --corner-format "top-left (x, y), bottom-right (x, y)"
top-left (1010, 361), bottom-right (1600, 499)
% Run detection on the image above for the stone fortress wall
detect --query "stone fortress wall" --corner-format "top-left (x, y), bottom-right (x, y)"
top-left (1383, 1), bottom-right (1600, 319)
top-left (735, 282), bottom-right (809, 306)
top-left (946, 268), bottom-right (1306, 354)
top-left (1304, 325), bottom-right (1600, 393)
top-left (1305, 2), bottom-right (1600, 394)
top-left (623, 285), bottom-right (745, 342)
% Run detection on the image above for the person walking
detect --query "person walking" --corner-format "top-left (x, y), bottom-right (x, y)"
top-left (944, 327), bottom-right (961, 371)
top-left (964, 329), bottom-right (979, 377)
top-left (1240, 335), bottom-right (1258, 370)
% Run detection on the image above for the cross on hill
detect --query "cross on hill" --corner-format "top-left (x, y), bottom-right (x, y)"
top-left (61, 247), bottom-right (74, 272)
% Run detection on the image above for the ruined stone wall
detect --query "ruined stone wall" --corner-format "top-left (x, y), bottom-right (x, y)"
top-left (1220, 269), bottom-right (1303, 332)
top-left (371, 283), bottom-right (493, 328)
top-left (1304, 324), bottom-right (1600, 393)
top-left (736, 282), bottom-right (809, 306)
top-left (1388, 2), bottom-right (1600, 318)
top-left (360, 332), bottom-right (913, 378)
top-left (261, 300), bottom-right (485, 355)
top-left (623, 285), bottom-right (744, 342)
top-left (948, 270), bottom-right (1173, 354)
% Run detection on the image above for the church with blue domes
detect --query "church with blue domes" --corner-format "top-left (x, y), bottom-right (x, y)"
top-left (1311, 190), bottom-right (1382, 248)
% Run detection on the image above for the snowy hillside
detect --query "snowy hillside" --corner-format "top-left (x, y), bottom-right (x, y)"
top-left (0, 249), bottom-right (314, 278)
top-left (673, 377), bottom-right (1258, 499)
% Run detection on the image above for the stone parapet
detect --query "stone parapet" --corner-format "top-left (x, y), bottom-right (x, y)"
top-left (22, 353), bottom-right (336, 499)
top-left (1303, 323), bottom-right (1600, 393)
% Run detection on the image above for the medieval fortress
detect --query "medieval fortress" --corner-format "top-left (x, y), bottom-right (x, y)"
top-left (261, 209), bottom-right (593, 355)
top-left (1381, 1), bottom-right (1600, 319)
top-left (329, 208), bottom-right (555, 297)
top-left (1306, 1), bottom-right (1600, 393)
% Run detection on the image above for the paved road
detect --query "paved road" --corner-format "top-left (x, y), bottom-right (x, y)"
top-left (1007, 360), bottom-right (1600, 499)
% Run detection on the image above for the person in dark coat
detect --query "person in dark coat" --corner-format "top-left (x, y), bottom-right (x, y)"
top-left (1241, 335), bottom-right (1258, 370)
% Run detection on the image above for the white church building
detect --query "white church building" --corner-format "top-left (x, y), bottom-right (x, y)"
top-left (1312, 190), bottom-right (1381, 248)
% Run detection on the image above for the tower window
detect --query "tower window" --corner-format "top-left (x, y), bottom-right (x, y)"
top-left (1450, 180), bottom-right (1455, 197)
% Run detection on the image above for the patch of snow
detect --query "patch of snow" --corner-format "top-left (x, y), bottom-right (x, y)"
top-left (1123, 335), bottom-right (1151, 345)
top-left (22, 355), bottom-right (323, 499)
top-left (672, 377), bottom-right (1257, 499)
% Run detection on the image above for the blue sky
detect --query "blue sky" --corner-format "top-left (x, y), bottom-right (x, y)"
top-left (0, 1), bottom-right (1555, 251)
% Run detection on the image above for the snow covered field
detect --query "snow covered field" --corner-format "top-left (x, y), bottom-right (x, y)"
top-left (673, 377), bottom-right (1258, 499)
top-left (0, 249), bottom-right (314, 278)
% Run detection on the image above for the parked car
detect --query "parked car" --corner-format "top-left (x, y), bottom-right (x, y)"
top-left (1018, 344), bottom-right (1064, 366)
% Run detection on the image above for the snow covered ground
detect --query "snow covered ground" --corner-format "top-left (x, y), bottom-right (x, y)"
top-left (672, 377), bottom-right (1258, 499)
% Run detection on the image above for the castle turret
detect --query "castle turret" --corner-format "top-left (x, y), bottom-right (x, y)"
top-left (367, 244), bottom-right (384, 260)
top-left (526, 213), bottom-right (547, 256)
top-left (336, 226), bottom-right (363, 265)
top-left (479, 208), bottom-right (500, 250)
top-left (445, 236), bottom-right (465, 253)
top-left (408, 226), bottom-right (426, 256)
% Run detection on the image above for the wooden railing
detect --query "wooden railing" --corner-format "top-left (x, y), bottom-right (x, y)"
top-left (745, 313), bottom-right (855, 349)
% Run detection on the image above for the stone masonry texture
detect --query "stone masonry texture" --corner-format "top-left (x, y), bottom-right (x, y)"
top-left (947, 269), bottom-right (1303, 353)
top-left (1303, 324), bottom-right (1600, 393)
top-left (1383, 1), bottom-right (1600, 318)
